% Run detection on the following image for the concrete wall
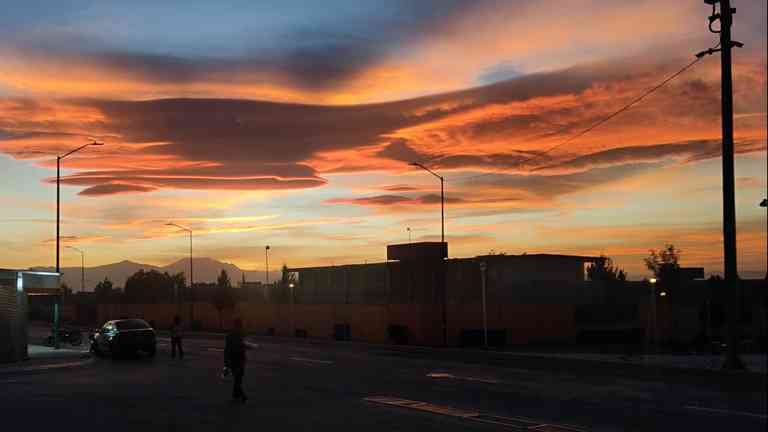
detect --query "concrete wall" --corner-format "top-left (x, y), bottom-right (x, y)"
top-left (0, 281), bottom-right (28, 363)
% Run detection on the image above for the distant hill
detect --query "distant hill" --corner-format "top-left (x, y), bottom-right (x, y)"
top-left (30, 258), bottom-right (276, 292)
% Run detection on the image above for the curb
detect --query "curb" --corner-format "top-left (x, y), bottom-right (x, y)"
top-left (0, 355), bottom-right (94, 376)
top-left (162, 331), bottom-right (766, 379)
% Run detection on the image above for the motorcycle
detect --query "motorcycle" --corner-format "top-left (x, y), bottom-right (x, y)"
top-left (45, 327), bottom-right (83, 346)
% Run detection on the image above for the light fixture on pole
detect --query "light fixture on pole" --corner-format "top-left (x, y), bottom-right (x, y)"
top-left (55, 139), bottom-right (103, 349)
top-left (289, 282), bottom-right (295, 335)
top-left (698, 0), bottom-right (746, 370)
top-left (407, 227), bottom-right (412, 243)
top-left (410, 161), bottom-right (447, 346)
top-left (166, 223), bottom-right (193, 318)
top-left (409, 162), bottom-right (445, 244)
top-left (479, 261), bottom-right (489, 349)
top-left (265, 245), bottom-right (271, 285)
top-left (66, 245), bottom-right (85, 293)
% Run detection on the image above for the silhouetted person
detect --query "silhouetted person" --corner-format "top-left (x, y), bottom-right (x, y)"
top-left (225, 318), bottom-right (247, 402)
top-left (170, 315), bottom-right (184, 359)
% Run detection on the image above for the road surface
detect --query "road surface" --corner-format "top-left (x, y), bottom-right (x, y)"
top-left (2, 334), bottom-right (765, 431)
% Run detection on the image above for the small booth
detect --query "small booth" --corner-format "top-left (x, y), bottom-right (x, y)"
top-left (0, 269), bottom-right (60, 363)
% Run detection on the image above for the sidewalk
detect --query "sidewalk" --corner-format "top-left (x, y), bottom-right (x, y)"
top-left (0, 345), bottom-right (93, 375)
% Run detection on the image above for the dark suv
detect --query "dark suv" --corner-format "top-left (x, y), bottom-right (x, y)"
top-left (90, 319), bottom-right (156, 357)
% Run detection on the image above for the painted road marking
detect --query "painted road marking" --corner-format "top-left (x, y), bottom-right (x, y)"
top-left (364, 396), bottom-right (588, 431)
top-left (289, 357), bottom-right (334, 365)
top-left (685, 405), bottom-right (767, 419)
top-left (427, 372), bottom-right (500, 384)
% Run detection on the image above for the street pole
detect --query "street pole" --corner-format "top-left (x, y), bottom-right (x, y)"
top-left (189, 228), bottom-right (194, 323)
top-left (265, 245), bottom-right (270, 285)
top-left (409, 161), bottom-right (448, 347)
top-left (700, 0), bottom-right (744, 370)
top-left (56, 156), bottom-right (60, 276)
top-left (166, 223), bottom-right (193, 318)
top-left (440, 176), bottom-right (445, 244)
top-left (54, 140), bottom-right (103, 349)
top-left (480, 262), bottom-right (488, 349)
top-left (407, 227), bottom-right (412, 243)
top-left (66, 246), bottom-right (85, 293)
top-left (55, 156), bottom-right (60, 350)
top-left (289, 282), bottom-right (295, 336)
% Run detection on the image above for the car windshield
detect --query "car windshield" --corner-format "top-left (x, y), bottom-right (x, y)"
top-left (115, 319), bottom-right (150, 330)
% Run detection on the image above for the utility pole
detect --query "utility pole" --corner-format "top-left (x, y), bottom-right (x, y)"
top-left (479, 262), bottom-right (488, 349)
top-left (699, 0), bottom-right (744, 369)
top-left (55, 140), bottom-right (103, 349)
top-left (265, 245), bottom-right (270, 285)
top-left (166, 223), bottom-right (193, 320)
top-left (410, 162), bottom-right (448, 347)
top-left (66, 246), bottom-right (85, 293)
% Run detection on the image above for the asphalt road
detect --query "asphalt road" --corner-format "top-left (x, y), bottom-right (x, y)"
top-left (2, 335), bottom-right (765, 432)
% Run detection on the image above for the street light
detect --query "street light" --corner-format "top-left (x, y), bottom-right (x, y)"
top-left (647, 277), bottom-right (658, 357)
top-left (407, 227), bottom-right (412, 243)
top-left (409, 162), bottom-right (445, 244)
top-left (54, 140), bottom-right (103, 349)
top-left (289, 282), bottom-right (295, 335)
top-left (410, 161), bottom-right (447, 346)
top-left (265, 245), bottom-right (271, 286)
top-left (57, 140), bottom-right (103, 273)
top-left (65, 246), bottom-right (85, 293)
top-left (479, 262), bottom-right (489, 349)
top-left (166, 223), bottom-right (193, 318)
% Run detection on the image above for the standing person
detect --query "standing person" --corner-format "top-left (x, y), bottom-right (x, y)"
top-left (224, 318), bottom-right (247, 402)
top-left (170, 315), bottom-right (184, 359)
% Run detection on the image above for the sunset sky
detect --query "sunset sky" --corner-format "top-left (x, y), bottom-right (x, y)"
top-left (1, 0), bottom-right (766, 280)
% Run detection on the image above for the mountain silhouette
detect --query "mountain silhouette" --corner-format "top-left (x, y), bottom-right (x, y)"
top-left (30, 258), bottom-right (276, 292)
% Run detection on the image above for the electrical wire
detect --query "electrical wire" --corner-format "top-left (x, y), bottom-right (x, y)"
top-left (449, 55), bottom-right (708, 184)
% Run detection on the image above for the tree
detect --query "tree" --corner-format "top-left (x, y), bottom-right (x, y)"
top-left (94, 277), bottom-right (115, 301)
top-left (587, 256), bottom-right (627, 282)
top-left (213, 270), bottom-right (235, 330)
top-left (644, 244), bottom-right (682, 293)
top-left (124, 269), bottom-right (174, 303)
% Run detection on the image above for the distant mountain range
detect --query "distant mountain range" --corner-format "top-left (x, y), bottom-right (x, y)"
top-left (31, 258), bottom-right (279, 291)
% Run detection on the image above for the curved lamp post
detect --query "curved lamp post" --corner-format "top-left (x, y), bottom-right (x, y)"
top-left (54, 140), bottom-right (103, 349)
top-left (166, 223), bottom-right (193, 320)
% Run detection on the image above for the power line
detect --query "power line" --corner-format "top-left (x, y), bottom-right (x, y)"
top-left (449, 55), bottom-right (708, 183)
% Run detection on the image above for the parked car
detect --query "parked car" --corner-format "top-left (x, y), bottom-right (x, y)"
top-left (90, 319), bottom-right (156, 357)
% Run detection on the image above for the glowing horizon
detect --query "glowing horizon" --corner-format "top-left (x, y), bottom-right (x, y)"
top-left (1, 0), bottom-right (766, 280)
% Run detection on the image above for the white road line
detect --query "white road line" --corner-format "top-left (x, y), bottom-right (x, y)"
top-left (427, 372), bottom-right (500, 384)
top-left (364, 396), bottom-right (587, 430)
top-left (288, 357), bottom-right (334, 364)
top-left (685, 405), bottom-right (767, 419)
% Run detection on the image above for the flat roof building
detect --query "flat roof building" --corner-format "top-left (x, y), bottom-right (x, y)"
top-left (0, 269), bottom-right (60, 362)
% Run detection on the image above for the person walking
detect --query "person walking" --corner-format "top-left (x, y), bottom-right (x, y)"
top-left (224, 318), bottom-right (248, 402)
top-left (170, 315), bottom-right (184, 359)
